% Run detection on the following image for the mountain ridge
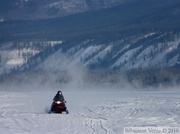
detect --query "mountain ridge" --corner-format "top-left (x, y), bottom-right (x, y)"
top-left (0, 0), bottom-right (180, 86)
top-left (0, 0), bottom-right (136, 20)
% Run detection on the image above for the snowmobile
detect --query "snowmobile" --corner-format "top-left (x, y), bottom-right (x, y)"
top-left (50, 100), bottom-right (69, 114)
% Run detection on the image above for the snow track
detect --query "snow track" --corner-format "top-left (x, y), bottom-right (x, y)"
top-left (0, 91), bottom-right (180, 134)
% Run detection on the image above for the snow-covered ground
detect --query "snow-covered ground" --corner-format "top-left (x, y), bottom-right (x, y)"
top-left (0, 88), bottom-right (180, 134)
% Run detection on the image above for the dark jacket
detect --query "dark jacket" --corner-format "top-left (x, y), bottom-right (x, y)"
top-left (53, 93), bottom-right (65, 102)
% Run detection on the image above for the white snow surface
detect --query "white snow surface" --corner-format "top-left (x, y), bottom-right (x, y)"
top-left (0, 87), bottom-right (180, 134)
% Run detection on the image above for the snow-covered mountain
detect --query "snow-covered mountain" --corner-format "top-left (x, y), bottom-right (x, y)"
top-left (27, 32), bottom-right (180, 71)
top-left (1, 32), bottom-right (180, 76)
top-left (0, 0), bottom-right (180, 86)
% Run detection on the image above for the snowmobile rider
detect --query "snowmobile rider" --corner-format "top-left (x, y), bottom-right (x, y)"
top-left (53, 91), bottom-right (65, 102)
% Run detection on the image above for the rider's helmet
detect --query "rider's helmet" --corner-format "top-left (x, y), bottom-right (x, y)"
top-left (57, 91), bottom-right (62, 94)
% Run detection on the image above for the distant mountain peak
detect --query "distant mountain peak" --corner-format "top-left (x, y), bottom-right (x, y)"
top-left (0, 0), bottom-right (136, 20)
